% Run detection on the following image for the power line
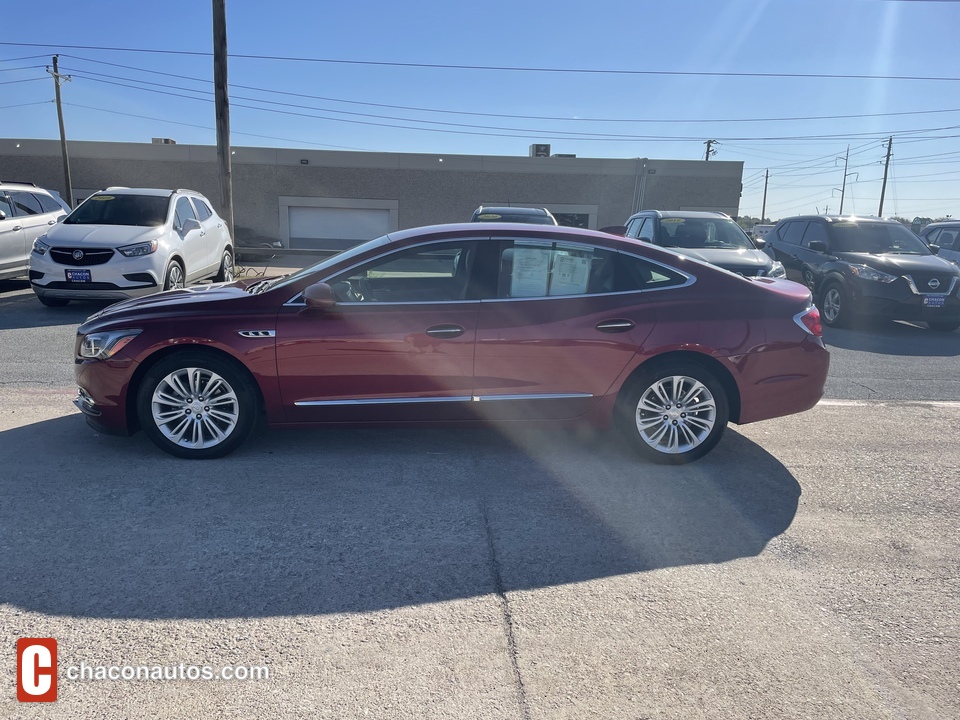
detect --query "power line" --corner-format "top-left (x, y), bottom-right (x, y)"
top-left (4, 41), bottom-right (960, 82)
top-left (0, 77), bottom-right (47, 86)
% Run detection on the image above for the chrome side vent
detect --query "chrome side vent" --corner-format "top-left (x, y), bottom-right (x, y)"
top-left (237, 330), bottom-right (276, 338)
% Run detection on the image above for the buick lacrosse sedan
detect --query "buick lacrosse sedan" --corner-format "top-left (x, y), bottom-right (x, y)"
top-left (74, 223), bottom-right (829, 463)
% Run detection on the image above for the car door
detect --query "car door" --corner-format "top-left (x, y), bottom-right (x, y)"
top-left (0, 192), bottom-right (27, 276)
top-left (471, 239), bottom-right (660, 421)
top-left (189, 197), bottom-right (221, 272)
top-left (173, 196), bottom-right (207, 281)
top-left (769, 221), bottom-right (807, 282)
top-left (275, 239), bottom-right (482, 423)
top-left (935, 226), bottom-right (960, 266)
top-left (9, 192), bottom-right (50, 261)
top-left (796, 221), bottom-right (831, 288)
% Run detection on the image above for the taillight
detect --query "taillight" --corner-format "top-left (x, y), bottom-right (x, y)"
top-left (794, 307), bottom-right (822, 337)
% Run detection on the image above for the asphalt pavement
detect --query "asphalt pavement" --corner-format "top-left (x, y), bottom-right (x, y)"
top-left (0, 280), bottom-right (957, 719)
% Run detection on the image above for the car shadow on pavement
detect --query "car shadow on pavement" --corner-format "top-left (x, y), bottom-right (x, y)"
top-left (0, 285), bottom-right (112, 330)
top-left (823, 319), bottom-right (959, 357)
top-left (0, 416), bottom-right (800, 619)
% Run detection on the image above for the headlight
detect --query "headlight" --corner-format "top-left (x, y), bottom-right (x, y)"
top-left (850, 264), bottom-right (897, 283)
top-left (32, 238), bottom-right (50, 255)
top-left (766, 261), bottom-right (786, 278)
top-left (117, 240), bottom-right (158, 257)
top-left (79, 330), bottom-right (142, 360)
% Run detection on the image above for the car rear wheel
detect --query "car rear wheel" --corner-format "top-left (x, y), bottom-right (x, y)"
top-left (37, 295), bottom-right (69, 307)
top-left (215, 249), bottom-right (234, 282)
top-left (163, 261), bottom-right (185, 291)
top-left (819, 282), bottom-right (850, 328)
top-left (616, 362), bottom-right (729, 464)
top-left (928, 321), bottom-right (960, 332)
top-left (137, 351), bottom-right (258, 459)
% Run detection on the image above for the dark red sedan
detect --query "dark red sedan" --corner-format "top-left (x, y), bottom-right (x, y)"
top-left (73, 223), bottom-right (829, 463)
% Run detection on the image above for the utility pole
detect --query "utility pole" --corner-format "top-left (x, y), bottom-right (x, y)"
top-left (213, 0), bottom-right (234, 238)
top-left (47, 56), bottom-right (73, 208)
top-left (761, 169), bottom-right (769, 223)
top-left (703, 139), bottom-right (716, 161)
top-left (839, 145), bottom-right (850, 215)
top-left (878, 136), bottom-right (893, 217)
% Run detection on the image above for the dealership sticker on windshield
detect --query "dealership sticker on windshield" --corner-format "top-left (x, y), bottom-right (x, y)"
top-left (661, 218), bottom-right (685, 223)
top-left (477, 213), bottom-right (502, 220)
top-left (833, 222), bottom-right (858, 227)
top-left (89, 195), bottom-right (114, 201)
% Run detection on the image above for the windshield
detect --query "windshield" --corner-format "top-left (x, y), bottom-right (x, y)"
top-left (258, 233), bottom-right (394, 293)
top-left (827, 221), bottom-right (930, 255)
top-left (64, 194), bottom-right (170, 226)
top-left (655, 217), bottom-right (756, 250)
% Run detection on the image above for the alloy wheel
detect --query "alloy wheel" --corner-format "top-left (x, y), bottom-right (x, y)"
top-left (635, 375), bottom-right (717, 454)
top-left (151, 367), bottom-right (240, 449)
top-left (822, 288), bottom-right (841, 324)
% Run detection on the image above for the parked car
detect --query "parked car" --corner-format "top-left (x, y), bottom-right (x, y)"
top-left (73, 223), bottom-right (829, 463)
top-left (470, 206), bottom-right (558, 225)
top-left (917, 221), bottom-right (960, 267)
top-left (622, 210), bottom-right (786, 278)
top-left (30, 188), bottom-right (234, 306)
top-left (0, 181), bottom-right (71, 281)
top-left (764, 215), bottom-right (960, 331)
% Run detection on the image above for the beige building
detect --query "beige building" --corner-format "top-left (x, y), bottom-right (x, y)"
top-left (0, 139), bottom-right (744, 251)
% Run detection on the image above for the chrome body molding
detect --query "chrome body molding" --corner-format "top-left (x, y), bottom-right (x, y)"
top-left (293, 393), bottom-right (594, 407)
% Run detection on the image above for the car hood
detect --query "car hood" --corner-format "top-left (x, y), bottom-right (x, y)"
top-left (836, 252), bottom-right (960, 275)
top-left (666, 247), bottom-right (773, 274)
top-left (45, 224), bottom-right (163, 247)
top-left (79, 281), bottom-right (259, 331)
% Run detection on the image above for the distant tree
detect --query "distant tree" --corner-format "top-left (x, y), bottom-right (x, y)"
top-left (889, 216), bottom-right (912, 226)
top-left (934, 216), bottom-right (954, 223)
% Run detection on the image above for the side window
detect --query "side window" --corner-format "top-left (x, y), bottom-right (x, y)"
top-left (0, 193), bottom-right (13, 219)
top-left (11, 192), bottom-right (43, 216)
top-left (781, 221), bottom-right (808, 245)
top-left (34, 193), bottom-right (64, 214)
top-left (937, 228), bottom-right (958, 251)
top-left (192, 198), bottom-right (213, 221)
top-left (624, 218), bottom-right (643, 238)
top-left (637, 218), bottom-right (656, 242)
top-left (800, 222), bottom-right (828, 248)
top-left (497, 242), bottom-right (620, 298)
top-left (174, 197), bottom-right (197, 230)
top-left (615, 253), bottom-right (689, 291)
top-left (328, 241), bottom-right (476, 303)
top-left (923, 229), bottom-right (940, 245)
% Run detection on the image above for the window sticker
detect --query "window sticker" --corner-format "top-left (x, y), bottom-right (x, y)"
top-left (549, 247), bottom-right (592, 295)
top-left (90, 195), bottom-right (115, 201)
top-left (510, 246), bottom-right (551, 297)
top-left (661, 218), bottom-right (684, 223)
top-left (477, 213), bottom-right (502, 220)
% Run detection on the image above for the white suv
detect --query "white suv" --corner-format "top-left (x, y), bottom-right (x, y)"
top-left (0, 182), bottom-right (71, 281)
top-left (30, 187), bottom-right (234, 306)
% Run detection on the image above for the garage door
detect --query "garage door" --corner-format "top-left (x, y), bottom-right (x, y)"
top-left (288, 206), bottom-right (391, 250)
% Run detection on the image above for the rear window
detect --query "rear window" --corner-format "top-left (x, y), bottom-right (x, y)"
top-left (65, 194), bottom-right (170, 226)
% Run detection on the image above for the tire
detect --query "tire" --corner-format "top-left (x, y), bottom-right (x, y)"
top-left (615, 361), bottom-right (730, 465)
top-left (163, 261), bottom-right (185, 291)
top-left (214, 248), bottom-right (234, 283)
top-left (928, 321), bottom-right (960, 332)
top-left (819, 281), bottom-right (850, 328)
top-left (136, 351), bottom-right (258, 459)
top-left (37, 295), bottom-right (69, 307)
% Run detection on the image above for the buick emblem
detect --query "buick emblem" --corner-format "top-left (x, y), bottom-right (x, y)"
top-left (928, 278), bottom-right (941, 290)
top-left (72, 250), bottom-right (84, 261)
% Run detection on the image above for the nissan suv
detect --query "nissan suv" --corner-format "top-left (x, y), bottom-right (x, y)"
top-left (30, 188), bottom-right (234, 306)
top-left (765, 215), bottom-right (960, 331)
top-left (0, 182), bottom-right (71, 281)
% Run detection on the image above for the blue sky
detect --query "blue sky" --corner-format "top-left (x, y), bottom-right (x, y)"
top-left (2, 0), bottom-right (960, 221)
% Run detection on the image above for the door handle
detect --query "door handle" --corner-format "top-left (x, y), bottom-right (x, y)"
top-left (12, 225), bottom-right (22, 231)
top-left (425, 324), bottom-right (465, 338)
top-left (595, 319), bottom-right (635, 333)
top-left (48, 219), bottom-right (57, 225)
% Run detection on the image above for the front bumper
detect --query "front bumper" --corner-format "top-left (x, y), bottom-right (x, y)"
top-left (74, 356), bottom-right (139, 436)
top-left (30, 249), bottom-right (164, 300)
top-left (850, 277), bottom-right (960, 322)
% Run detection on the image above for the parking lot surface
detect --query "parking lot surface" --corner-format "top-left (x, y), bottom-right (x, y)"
top-left (1, 280), bottom-right (957, 719)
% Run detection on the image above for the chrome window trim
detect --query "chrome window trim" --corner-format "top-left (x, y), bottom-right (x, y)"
top-left (903, 275), bottom-right (958, 296)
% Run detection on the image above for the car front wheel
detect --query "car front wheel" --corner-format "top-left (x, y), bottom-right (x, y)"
top-left (136, 351), bottom-right (258, 459)
top-left (616, 362), bottom-right (730, 464)
top-left (163, 261), bottom-right (185, 291)
top-left (819, 282), bottom-right (850, 328)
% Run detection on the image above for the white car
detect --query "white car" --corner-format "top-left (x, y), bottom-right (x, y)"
top-left (0, 182), bottom-right (71, 281)
top-left (30, 187), bottom-right (234, 306)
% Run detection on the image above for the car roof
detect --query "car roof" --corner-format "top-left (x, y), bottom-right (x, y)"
top-left (921, 221), bottom-right (960, 230)
top-left (94, 188), bottom-right (178, 197)
top-left (475, 206), bottom-right (550, 215)
top-left (0, 181), bottom-right (55, 194)
top-left (777, 214), bottom-right (895, 224)
top-left (629, 210), bottom-right (731, 220)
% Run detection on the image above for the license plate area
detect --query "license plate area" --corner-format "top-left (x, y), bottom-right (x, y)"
top-left (66, 269), bottom-right (92, 283)
top-left (923, 295), bottom-right (946, 308)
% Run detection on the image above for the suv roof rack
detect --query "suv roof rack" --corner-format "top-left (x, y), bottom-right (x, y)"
top-left (0, 180), bottom-right (38, 186)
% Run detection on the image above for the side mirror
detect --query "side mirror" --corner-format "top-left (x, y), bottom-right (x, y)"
top-left (303, 282), bottom-right (336, 311)
top-left (808, 240), bottom-right (829, 253)
top-left (182, 217), bottom-right (202, 233)
top-left (928, 244), bottom-right (940, 255)
top-left (753, 237), bottom-right (767, 249)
